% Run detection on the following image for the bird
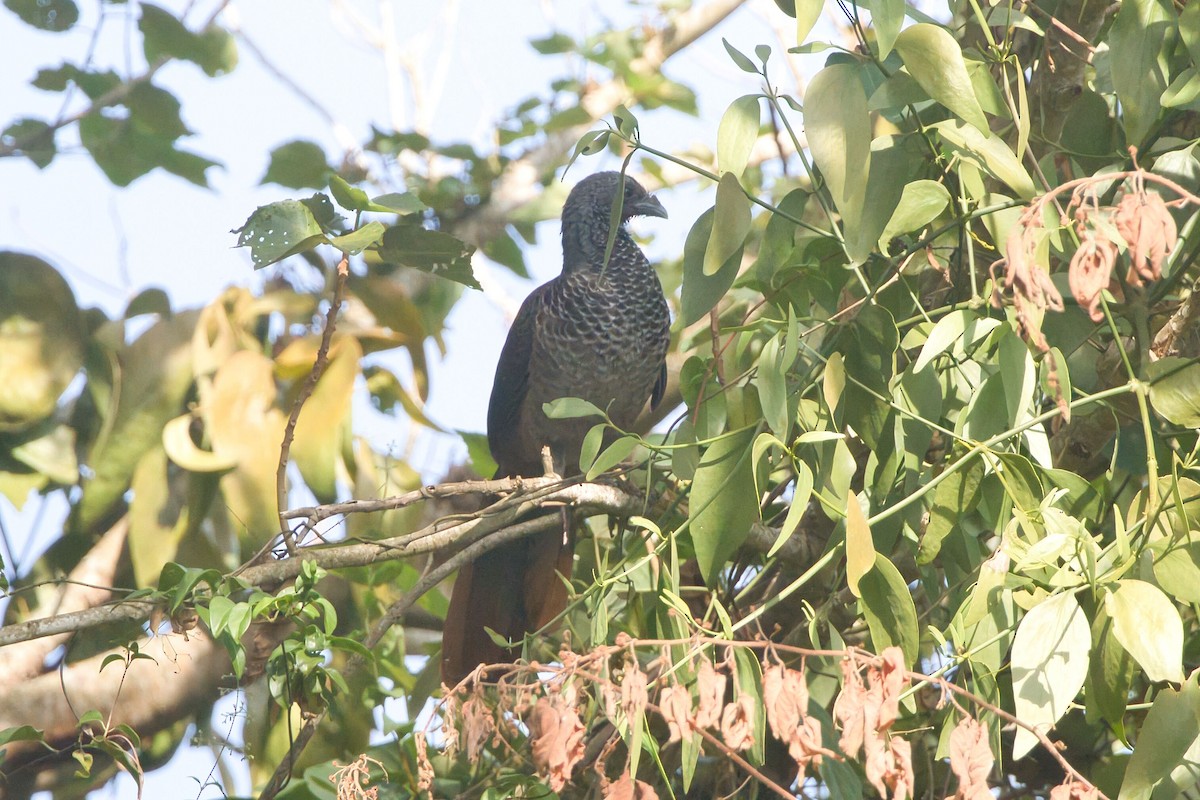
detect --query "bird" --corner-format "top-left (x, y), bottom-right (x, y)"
top-left (441, 171), bottom-right (671, 685)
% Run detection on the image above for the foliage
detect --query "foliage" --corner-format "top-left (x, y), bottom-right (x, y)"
top-left (4, 0), bottom-right (1200, 799)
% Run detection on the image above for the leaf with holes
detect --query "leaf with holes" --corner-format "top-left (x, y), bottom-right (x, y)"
top-left (233, 200), bottom-right (329, 269)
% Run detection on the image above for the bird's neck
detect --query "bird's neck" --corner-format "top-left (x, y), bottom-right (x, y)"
top-left (561, 216), bottom-right (641, 273)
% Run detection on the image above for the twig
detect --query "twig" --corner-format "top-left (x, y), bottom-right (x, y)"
top-left (272, 257), bottom-right (350, 557)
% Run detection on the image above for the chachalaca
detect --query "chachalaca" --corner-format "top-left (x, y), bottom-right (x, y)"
top-left (441, 171), bottom-right (671, 684)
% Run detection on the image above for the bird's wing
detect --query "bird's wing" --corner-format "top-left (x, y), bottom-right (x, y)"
top-left (487, 284), bottom-right (547, 475)
top-left (651, 361), bottom-right (668, 410)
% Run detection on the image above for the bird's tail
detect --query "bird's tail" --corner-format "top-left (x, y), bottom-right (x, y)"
top-left (441, 525), bottom-right (573, 686)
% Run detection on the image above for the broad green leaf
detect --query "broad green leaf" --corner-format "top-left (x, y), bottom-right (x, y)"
top-left (769, 463), bottom-right (813, 557)
top-left (894, 24), bottom-right (988, 131)
top-left (585, 435), bottom-right (639, 480)
top-left (878, 179), bottom-right (950, 252)
top-left (858, 554), bottom-right (919, 666)
top-left (543, 397), bottom-right (606, 420)
top-left (140, 3), bottom-right (236, 76)
top-left (869, 0), bottom-right (904, 58)
top-left (805, 63), bottom-right (870, 222)
top-left (1147, 357), bottom-right (1200, 427)
top-left (681, 207), bottom-right (742, 325)
top-left (1109, 0), bottom-right (1172, 145)
top-left (732, 646), bottom-right (767, 764)
top-left (328, 221), bottom-right (386, 255)
top-left (1153, 541), bottom-right (1200, 604)
top-left (914, 309), bottom-right (968, 373)
top-left (77, 311), bottom-right (199, 531)
top-left (704, 172), bottom-right (751, 276)
top-left (1119, 679), bottom-right (1200, 800)
top-left (918, 454), bottom-right (983, 564)
top-left (369, 192), bottom-right (425, 215)
top-left (262, 140), bottom-right (329, 189)
top-left (846, 134), bottom-right (916, 263)
top-left (0, 253), bottom-right (84, 432)
top-left (716, 95), bottom-right (760, 178)
top-left (565, 130), bottom-right (610, 173)
top-left (5, 0), bottom-right (77, 31)
top-left (129, 446), bottom-right (186, 586)
top-left (1162, 67), bottom-right (1200, 108)
top-left (756, 333), bottom-right (793, 436)
top-left (233, 200), bottom-right (328, 269)
top-left (1182, 2), bottom-right (1200, 67)
top-left (375, 225), bottom-right (480, 290)
top-left (722, 38), bottom-right (758, 73)
top-left (1106, 579), bottom-right (1184, 683)
top-left (795, 0), bottom-right (822, 44)
top-left (1010, 592), bottom-right (1090, 759)
top-left (845, 490), bottom-right (874, 597)
top-left (612, 104), bottom-right (638, 138)
top-left (690, 428), bottom-right (759, 586)
top-left (1086, 607), bottom-right (1134, 735)
top-left (2, 119), bottom-right (55, 168)
top-left (933, 120), bottom-right (1036, 199)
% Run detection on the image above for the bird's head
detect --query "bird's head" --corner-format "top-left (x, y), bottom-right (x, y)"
top-left (564, 171), bottom-right (668, 226)
top-left (560, 172), bottom-right (666, 268)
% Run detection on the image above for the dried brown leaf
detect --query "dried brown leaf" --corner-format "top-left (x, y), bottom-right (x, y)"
top-left (660, 684), bottom-right (692, 743)
top-left (695, 657), bottom-right (727, 729)
top-left (606, 771), bottom-right (660, 799)
top-left (414, 731), bottom-right (434, 794)
top-left (948, 717), bottom-right (993, 800)
top-left (789, 715), bottom-right (836, 776)
top-left (719, 693), bottom-right (757, 751)
top-left (833, 659), bottom-right (871, 758)
top-left (874, 648), bottom-right (907, 731)
top-left (622, 664), bottom-right (650, 721)
top-left (1049, 780), bottom-right (1100, 800)
top-left (763, 663), bottom-right (810, 743)
top-left (461, 694), bottom-right (493, 765)
top-left (1115, 191), bottom-right (1176, 285)
top-left (1068, 228), bottom-right (1119, 323)
top-left (529, 695), bottom-right (586, 792)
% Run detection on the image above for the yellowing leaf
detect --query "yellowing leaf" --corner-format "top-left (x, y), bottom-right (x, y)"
top-left (704, 172), bottom-right (751, 276)
top-left (894, 24), bottom-right (988, 131)
top-left (1106, 579), bottom-right (1184, 684)
top-left (1010, 592), bottom-right (1090, 759)
top-left (162, 414), bottom-right (237, 472)
top-left (289, 335), bottom-right (362, 503)
top-left (933, 120), bottom-right (1036, 199)
top-left (845, 490), bottom-right (874, 597)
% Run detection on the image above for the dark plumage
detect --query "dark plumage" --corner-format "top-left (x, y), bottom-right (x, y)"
top-left (441, 172), bottom-right (671, 684)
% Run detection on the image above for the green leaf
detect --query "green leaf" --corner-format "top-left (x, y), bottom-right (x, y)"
top-left (805, 62), bottom-right (870, 222)
top-left (1106, 579), bottom-right (1184, 683)
top-left (704, 172), bottom-right (751, 276)
top-left (795, 0), bottom-right (822, 45)
top-left (716, 95), bottom-right (760, 178)
top-left (586, 436), bottom-right (639, 480)
top-left (530, 32), bottom-right (576, 54)
top-left (1087, 607), bottom-right (1134, 734)
top-left (1010, 592), bottom-right (1090, 759)
top-left (542, 397), bottom-right (606, 420)
top-left (681, 207), bottom-right (742, 325)
top-left (732, 646), bottom-right (767, 765)
top-left (328, 174), bottom-right (373, 212)
top-left (566, 130), bottom-right (611, 173)
top-left (690, 428), bottom-right (759, 586)
top-left (262, 140), bottom-right (330, 189)
top-left (1147, 357), bottom-right (1200, 427)
top-left (1, 119), bottom-right (55, 168)
top-left (0, 253), bottom-right (84, 433)
top-left (1119, 678), bottom-right (1200, 800)
top-left (370, 192), bottom-right (426, 215)
top-left (140, 4), bottom-right (236, 76)
top-left (878, 180), bottom-right (950, 252)
top-left (844, 490), bottom-right (874, 597)
top-left (232, 200), bottom-right (329, 269)
top-left (329, 221), bottom-right (386, 255)
top-left (756, 333), bottom-right (793, 436)
top-left (918, 455), bottom-right (983, 563)
top-left (1153, 541), bottom-right (1200, 603)
top-left (375, 225), bottom-right (479, 289)
top-left (5, 0), bottom-right (77, 31)
top-left (0, 725), bottom-right (45, 747)
top-left (870, 0), bottom-right (904, 58)
top-left (894, 24), bottom-right (988, 131)
top-left (857, 554), bottom-right (919, 666)
top-left (613, 104), bottom-right (638, 138)
top-left (769, 463), bottom-right (813, 557)
top-left (933, 119), bottom-right (1036, 199)
top-left (1109, 0), bottom-right (1171, 145)
top-left (722, 38), bottom-right (758, 73)
top-left (1162, 67), bottom-right (1200, 108)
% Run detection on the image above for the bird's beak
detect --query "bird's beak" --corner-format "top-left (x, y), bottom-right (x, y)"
top-left (631, 195), bottom-right (668, 219)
